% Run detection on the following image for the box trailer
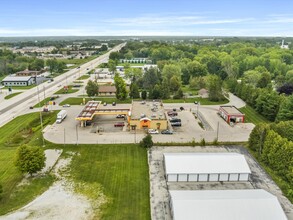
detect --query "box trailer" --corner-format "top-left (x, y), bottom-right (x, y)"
top-left (56, 110), bottom-right (67, 123)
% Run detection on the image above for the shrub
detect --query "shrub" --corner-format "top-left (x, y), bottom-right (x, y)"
top-left (139, 134), bottom-right (153, 148)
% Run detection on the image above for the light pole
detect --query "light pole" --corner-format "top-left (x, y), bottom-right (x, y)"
top-left (76, 124), bottom-right (79, 145)
top-left (37, 86), bottom-right (45, 147)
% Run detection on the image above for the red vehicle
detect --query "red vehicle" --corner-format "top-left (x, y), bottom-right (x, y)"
top-left (114, 122), bottom-right (125, 127)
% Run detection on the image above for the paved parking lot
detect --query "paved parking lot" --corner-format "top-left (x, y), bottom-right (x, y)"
top-left (148, 146), bottom-right (293, 220)
top-left (43, 102), bottom-right (254, 144)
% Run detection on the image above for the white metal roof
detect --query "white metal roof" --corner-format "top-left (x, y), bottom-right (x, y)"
top-left (164, 153), bottom-right (251, 174)
top-left (170, 189), bottom-right (287, 220)
top-left (2, 76), bottom-right (33, 82)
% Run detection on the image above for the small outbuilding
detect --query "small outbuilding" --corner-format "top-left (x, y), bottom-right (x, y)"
top-left (169, 189), bottom-right (287, 220)
top-left (163, 153), bottom-right (251, 182)
top-left (219, 105), bottom-right (245, 124)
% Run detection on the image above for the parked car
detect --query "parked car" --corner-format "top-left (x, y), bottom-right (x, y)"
top-left (29, 106), bottom-right (34, 109)
top-left (170, 118), bottom-right (181, 122)
top-left (161, 130), bottom-right (173, 134)
top-left (112, 102), bottom-right (116, 106)
top-left (180, 106), bottom-right (185, 111)
top-left (194, 101), bottom-right (198, 104)
top-left (116, 114), bottom-right (125, 118)
top-left (148, 129), bottom-right (159, 134)
top-left (167, 111), bottom-right (178, 116)
top-left (171, 122), bottom-right (182, 127)
top-left (114, 122), bottom-right (124, 127)
top-left (63, 104), bottom-right (71, 107)
top-left (103, 102), bottom-right (107, 106)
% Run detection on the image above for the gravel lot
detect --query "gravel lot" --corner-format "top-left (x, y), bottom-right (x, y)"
top-left (148, 146), bottom-right (293, 220)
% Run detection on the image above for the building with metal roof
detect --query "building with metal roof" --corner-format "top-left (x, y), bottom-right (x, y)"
top-left (164, 153), bottom-right (251, 182)
top-left (1, 76), bottom-right (36, 86)
top-left (169, 189), bottom-right (287, 220)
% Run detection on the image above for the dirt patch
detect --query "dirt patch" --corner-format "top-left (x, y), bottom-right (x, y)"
top-left (0, 157), bottom-right (94, 220)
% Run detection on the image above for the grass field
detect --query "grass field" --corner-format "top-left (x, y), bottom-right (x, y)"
top-left (77, 75), bottom-right (90, 80)
top-left (69, 144), bottom-right (150, 220)
top-left (58, 55), bottom-right (98, 68)
top-left (54, 85), bottom-right (79, 94)
top-left (60, 97), bottom-right (228, 106)
top-left (239, 105), bottom-right (270, 124)
top-left (0, 112), bottom-right (56, 214)
top-left (4, 85), bottom-right (36, 90)
top-left (4, 92), bottom-right (22, 100)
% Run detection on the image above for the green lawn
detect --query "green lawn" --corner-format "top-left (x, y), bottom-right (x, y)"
top-left (77, 75), bottom-right (90, 80)
top-left (181, 85), bottom-right (198, 96)
top-left (69, 144), bottom-right (150, 220)
top-left (58, 55), bottom-right (98, 68)
top-left (60, 97), bottom-right (133, 105)
top-left (239, 105), bottom-right (270, 124)
top-left (60, 97), bottom-right (228, 106)
top-left (4, 85), bottom-right (36, 90)
top-left (4, 92), bottom-right (22, 100)
top-left (54, 85), bottom-right (79, 94)
top-left (0, 112), bottom-right (57, 214)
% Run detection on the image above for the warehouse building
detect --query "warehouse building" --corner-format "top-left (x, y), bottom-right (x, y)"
top-left (218, 105), bottom-right (245, 124)
top-left (1, 76), bottom-right (36, 86)
top-left (169, 189), bottom-right (287, 220)
top-left (163, 153), bottom-right (251, 182)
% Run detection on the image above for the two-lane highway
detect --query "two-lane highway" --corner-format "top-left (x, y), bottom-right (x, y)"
top-left (0, 43), bottom-right (126, 127)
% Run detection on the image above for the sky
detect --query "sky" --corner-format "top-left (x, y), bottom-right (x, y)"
top-left (0, 0), bottom-right (293, 37)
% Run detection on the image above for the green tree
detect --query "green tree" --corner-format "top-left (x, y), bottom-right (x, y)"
top-left (129, 83), bottom-right (140, 99)
top-left (114, 73), bottom-right (127, 100)
top-left (162, 64), bottom-right (181, 83)
top-left (173, 88), bottom-right (184, 99)
top-left (206, 75), bottom-right (223, 101)
top-left (109, 52), bottom-right (120, 64)
top-left (46, 59), bottom-right (58, 73)
top-left (255, 90), bottom-right (281, 121)
top-left (276, 95), bottom-right (293, 121)
top-left (15, 145), bottom-right (45, 176)
top-left (29, 59), bottom-right (44, 71)
top-left (0, 184), bottom-right (2, 200)
top-left (257, 71), bottom-right (271, 88)
top-left (141, 90), bottom-right (147, 99)
top-left (139, 134), bottom-right (153, 148)
top-left (149, 84), bottom-right (162, 99)
top-left (170, 75), bottom-right (181, 92)
top-left (248, 123), bottom-right (270, 153)
top-left (85, 80), bottom-right (99, 97)
top-left (142, 67), bottom-right (160, 89)
top-left (108, 59), bottom-right (116, 74)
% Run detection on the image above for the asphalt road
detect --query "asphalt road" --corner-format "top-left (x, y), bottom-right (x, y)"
top-left (0, 43), bottom-right (126, 128)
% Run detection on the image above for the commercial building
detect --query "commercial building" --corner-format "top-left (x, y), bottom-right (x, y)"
top-left (98, 85), bottom-right (116, 96)
top-left (218, 105), bottom-right (245, 124)
top-left (15, 70), bottom-right (42, 77)
top-left (129, 100), bottom-right (167, 130)
top-left (163, 153), bottom-right (251, 182)
top-left (169, 189), bottom-right (287, 220)
top-left (1, 76), bottom-right (36, 86)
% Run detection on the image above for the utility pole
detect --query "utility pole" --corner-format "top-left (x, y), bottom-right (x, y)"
top-left (76, 124), bottom-right (79, 145)
top-left (216, 121), bottom-right (219, 141)
top-left (64, 128), bottom-right (66, 147)
top-left (37, 86), bottom-right (45, 147)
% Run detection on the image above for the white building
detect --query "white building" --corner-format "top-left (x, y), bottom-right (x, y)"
top-left (169, 189), bottom-right (287, 220)
top-left (1, 76), bottom-right (36, 86)
top-left (163, 153), bottom-right (251, 182)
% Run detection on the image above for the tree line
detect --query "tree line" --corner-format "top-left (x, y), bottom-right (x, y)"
top-left (249, 121), bottom-right (293, 201)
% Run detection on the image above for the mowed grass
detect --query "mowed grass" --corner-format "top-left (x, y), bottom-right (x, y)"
top-left (69, 144), bottom-right (150, 220)
top-left (239, 105), bottom-right (270, 124)
top-left (54, 85), bottom-right (79, 94)
top-left (4, 92), bottom-right (22, 99)
top-left (77, 75), bottom-right (90, 80)
top-left (0, 112), bottom-right (56, 214)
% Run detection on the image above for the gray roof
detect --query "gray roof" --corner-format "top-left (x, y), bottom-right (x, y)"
top-left (164, 153), bottom-right (251, 174)
top-left (2, 76), bottom-right (33, 82)
top-left (170, 189), bottom-right (287, 220)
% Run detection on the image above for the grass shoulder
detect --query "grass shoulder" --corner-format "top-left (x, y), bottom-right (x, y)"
top-left (54, 85), bottom-right (79, 95)
top-left (239, 105), bottom-right (270, 124)
top-left (4, 92), bottom-right (22, 100)
top-left (77, 75), bottom-right (90, 80)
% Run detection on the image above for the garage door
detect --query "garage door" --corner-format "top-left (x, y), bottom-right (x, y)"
top-left (239, 173), bottom-right (249, 181)
top-left (168, 174), bottom-right (177, 182)
top-left (229, 173), bottom-right (239, 181)
top-left (209, 174), bottom-right (219, 181)
top-left (188, 174), bottom-right (198, 181)
top-left (178, 174), bottom-right (188, 182)
top-left (198, 174), bottom-right (208, 181)
top-left (219, 173), bottom-right (229, 181)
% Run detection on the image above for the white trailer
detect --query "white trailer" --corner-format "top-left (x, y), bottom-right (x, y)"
top-left (56, 110), bottom-right (67, 123)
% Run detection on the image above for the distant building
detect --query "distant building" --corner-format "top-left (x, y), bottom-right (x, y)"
top-left (280, 40), bottom-right (289, 49)
top-left (1, 76), bottom-right (36, 86)
top-left (15, 70), bottom-right (42, 77)
top-left (219, 105), bottom-right (245, 124)
top-left (98, 85), bottom-right (116, 96)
